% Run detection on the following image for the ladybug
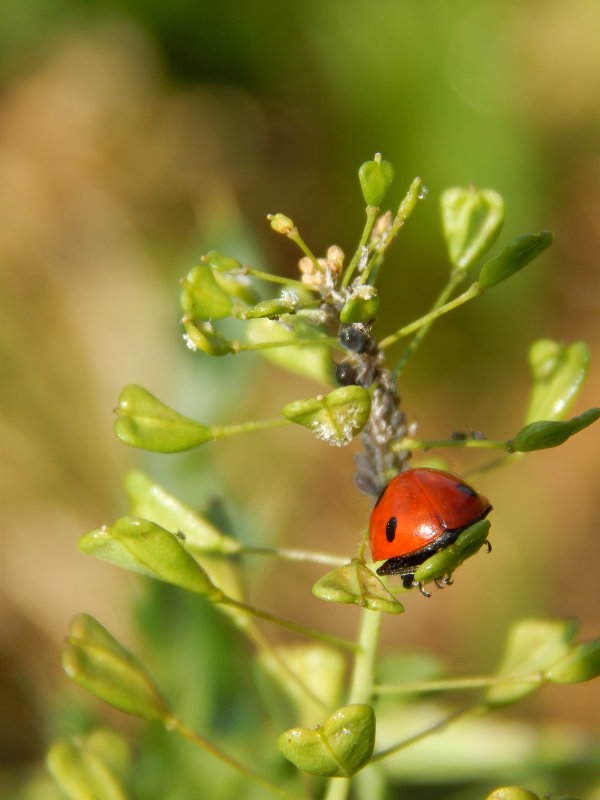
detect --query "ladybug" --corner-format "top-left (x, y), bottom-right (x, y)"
top-left (369, 468), bottom-right (492, 587)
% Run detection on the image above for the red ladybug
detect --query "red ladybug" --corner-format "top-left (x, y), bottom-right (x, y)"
top-left (369, 468), bottom-right (492, 585)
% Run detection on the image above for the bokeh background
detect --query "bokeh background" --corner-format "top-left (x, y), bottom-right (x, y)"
top-left (2, 0), bottom-right (599, 797)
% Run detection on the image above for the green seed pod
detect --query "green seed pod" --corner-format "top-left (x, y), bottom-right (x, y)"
top-left (47, 738), bottom-right (129, 800)
top-left (313, 559), bottom-right (404, 614)
top-left (282, 386), bottom-right (371, 446)
top-left (340, 286), bottom-right (379, 324)
top-left (486, 788), bottom-right (540, 800)
top-left (525, 339), bottom-right (590, 423)
top-left (62, 614), bottom-right (173, 724)
top-left (441, 186), bottom-right (504, 270)
top-left (510, 408), bottom-right (600, 452)
top-left (413, 520), bottom-right (490, 586)
top-left (358, 154), bottom-right (395, 207)
top-left (182, 318), bottom-right (235, 356)
top-left (278, 704), bottom-right (375, 777)
top-left (545, 638), bottom-right (600, 684)
top-left (115, 384), bottom-right (214, 452)
top-left (478, 231), bottom-right (553, 289)
top-left (268, 213), bottom-right (295, 235)
top-left (238, 291), bottom-right (300, 320)
top-left (180, 264), bottom-right (233, 320)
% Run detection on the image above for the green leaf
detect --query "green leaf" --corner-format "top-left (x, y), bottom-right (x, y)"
top-left (413, 520), bottom-right (491, 586)
top-left (282, 386), bottom-right (371, 446)
top-left (237, 292), bottom-right (300, 319)
top-left (510, 408), bottom-right (600, 452)
top-left (340, 286), bottom-right (379, 324)
top-left (485, 618), bottom-right (578, 707)
top-left (47, 737), bottom-right (129, 800)
top-left (62, 614), bottom-right (173, 723)
top-left (358, 154), bottom-right (395, 207)
top-left (115, 385), bottom-right (213, 452)
top-left (478, 231), bottom-right (553, 289)
top-left (182, 318), bottom-right (235, 356)
top-left (245, 317), bottom-right (335, 384)
top-left (79, 516), bottom-right (223, 600)
top-left (124, 470), bottom-right (239, 555)
top-left (441, 187), bottom-right (504, 270)
top-left (486, 788), bottom-right (540, 800)
top-left (525, 339), bottom-right (591, 423)
top-left (180, 264), bottom-right (233, 320)
top-left (278, 704), bottom-right (375, 777)
top-left (313, 559), bottom-right (404, 614)
top-left (545, 637), bottom-right (600, 684)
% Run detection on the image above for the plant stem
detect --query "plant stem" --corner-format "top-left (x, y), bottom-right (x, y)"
top-left (378, 282), bottom-right (482, 350)
top-left (370, 705), bottom-right (478, 763)
top-left (323, 609), bottom-right (383, 800)
top-left (362, 176), bottom-right (424, 285)
top-left (243, 266), bottom-right (321, 293)
top-left (288, 229), bottom-right (322, 272)
top-left (391, 436), bottom-right (507, 453)
top-left (211, 418), bottom-right (290, 439)
top-left (374, 672), bottom-right (543, 696)
top-left (233, 336), bottom-right (340, 353)
top-left (241, 545), bottom-right (349, 567)
top-left (222, 598), bottom-right (360, 653)
top-left (392, 270), bottom-right (465, 379)
top-left (342, 206), bottom-right (380, 288)
top-left (173, 719), bottom-right (301, 800)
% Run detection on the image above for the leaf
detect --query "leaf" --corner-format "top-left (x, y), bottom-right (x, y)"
top-left (180, 264), bottom-right (233, 320)
top-left (441, 187), bottom-right (504, 270)
top-left (510, 408), bottom-right (600, 452)
top-left (485, 618), bottom-right (578, 707)
top-left (525, 339), bottom-right (591, 423)
top-left (282, 386), bottom-right (371, 446)
top-left (115, 385), bottom-right (213, 452)
top-left (79, 516), bottom-right (223, 600)
top-left (278, 704), bottom-right (375, 777)
top-left (358, 155), bottom-right (395, 207)
top-left (62, 614), bottom-right (173, 723)
top-left (244, 317), bottom-right (335, 384)
top-left (478, 231), bottom-right (553, 289)
top-left (313, 559), bottom-right (404, 614)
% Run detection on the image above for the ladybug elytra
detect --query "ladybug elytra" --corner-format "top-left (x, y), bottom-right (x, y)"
top-left (369, 468), bottom-right (492, 585)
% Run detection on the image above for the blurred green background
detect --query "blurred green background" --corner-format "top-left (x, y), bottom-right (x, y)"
top-left (2, 0), bottom-right (599, 797)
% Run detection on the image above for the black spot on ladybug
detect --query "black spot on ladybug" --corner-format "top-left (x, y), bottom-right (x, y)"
top-left (455, 482), bottom-right (477, 497)
top-left (386, 516), bottom-right (397, 542)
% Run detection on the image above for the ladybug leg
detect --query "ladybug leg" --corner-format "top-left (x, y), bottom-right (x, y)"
top-left (485, 540), bottom-right (492, 553)
top-left (417, 582), bottom-right (432, 598)
top-left (402, 574), bottom-right (414, 590)
top-left (434, 574), bottom-right (454, 589)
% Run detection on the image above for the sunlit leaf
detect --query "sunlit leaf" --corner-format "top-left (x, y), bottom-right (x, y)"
top-left (441, 187), bottom-right (504, 270)
top-left (282, 386), bottom-right (371, 446)
top-left (525, 339), bottom-right (591, 423)
top-left (313, 559), bottom-right (404, 614)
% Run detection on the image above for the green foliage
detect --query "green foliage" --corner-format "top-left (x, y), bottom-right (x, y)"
top-left (49, 157), bottom-right (599, 800)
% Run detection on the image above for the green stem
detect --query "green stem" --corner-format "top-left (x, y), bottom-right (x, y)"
top-left (342, 206), bottom-right (380, 288)
top-left (288, 229), bottom-right (322, 272)
top-left (392, 270), bottom-right (465, 379)
top-left (370, 705), bottom-right (478, 763)
top-left (391, 436), bottom-right (508, 453)
top-left (173, 720), bottom-right (301, 800)
top-left (233, 336), bottom-right (340, 353)
top-left (362, 177), bottom-right (424, 285)
top-left (240, 545), bottom-right (349, 567)
top-left (211, 417), bottom-right (290, 439)
top-left (379, 282), bottom-right (483, 350)
top-left (375, 672), bottom-right (543, 696)
top-left (323, 610), bottom-right (383, 800)
top-left (221, 597), bottom-right (360, 653)
top-left (243, 266), bottom-right (321, 293)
